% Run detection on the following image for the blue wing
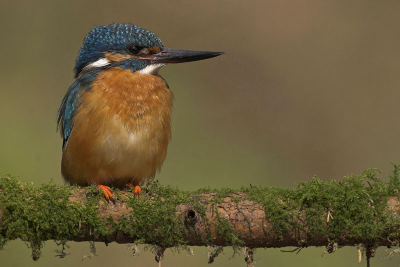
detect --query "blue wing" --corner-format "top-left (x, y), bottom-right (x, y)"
top-left (57, 70), bottom-right (100, 149)
top-left (57, 80), bottom-right (83, 149)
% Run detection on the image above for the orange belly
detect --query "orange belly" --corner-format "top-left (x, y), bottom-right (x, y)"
top-left (61, 67), bottom-right (173, 188)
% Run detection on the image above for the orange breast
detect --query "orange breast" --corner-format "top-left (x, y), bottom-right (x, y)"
top-left (61, 67), bottom-right (173, 187)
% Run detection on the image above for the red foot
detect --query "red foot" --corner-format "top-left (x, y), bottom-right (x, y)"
top-left (127, 184), bottom-right (142, 196)
top-left (96, 184), bottom-right (114, 201)
top-left (133, 185), bottom-right (141, 196)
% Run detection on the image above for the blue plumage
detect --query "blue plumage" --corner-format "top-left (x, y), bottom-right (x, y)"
top-left (74, 24), bottom-right (163, 77)
top-left (57, 70), bottom-right (100, 148)
top-left (116, 58), bottom-right (148, 73)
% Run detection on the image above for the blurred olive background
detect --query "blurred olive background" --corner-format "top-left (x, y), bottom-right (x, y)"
top-left (1, 0), bottom-right (400, 266)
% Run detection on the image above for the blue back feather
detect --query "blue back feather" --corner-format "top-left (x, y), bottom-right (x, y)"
top-left (57, 70), bottom-right (100, 148)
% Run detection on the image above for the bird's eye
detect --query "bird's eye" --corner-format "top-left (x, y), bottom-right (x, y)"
top-left (126, 45), bottom-right (141, 55)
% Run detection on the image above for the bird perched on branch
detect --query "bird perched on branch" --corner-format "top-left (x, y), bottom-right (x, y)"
top-left (57, 23), bottom-right (223, 200)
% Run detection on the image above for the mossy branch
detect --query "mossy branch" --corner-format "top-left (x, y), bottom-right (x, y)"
top-left (1, 165), bottom-right (400, 262)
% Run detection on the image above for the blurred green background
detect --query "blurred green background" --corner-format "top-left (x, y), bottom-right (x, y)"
top-left (1, 0), bottom-right (400, 266)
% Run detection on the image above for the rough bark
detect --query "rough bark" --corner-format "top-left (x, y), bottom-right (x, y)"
top-left (25, 189), bottom-right (398, 248)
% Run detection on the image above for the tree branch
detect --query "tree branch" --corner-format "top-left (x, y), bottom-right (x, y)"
top-left (1, 166), bottom-right (400, 262)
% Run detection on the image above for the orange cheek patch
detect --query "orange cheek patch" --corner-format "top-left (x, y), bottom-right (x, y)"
top-left (148, 46), bottom-right (161, 54)
top-left (105, 52), bottom-right (132, 62)
top-left (105, 47), bottom-right (160, 62)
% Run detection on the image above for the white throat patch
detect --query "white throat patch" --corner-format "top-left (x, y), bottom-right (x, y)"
top-left (138, 64), bottom-right (166, 75)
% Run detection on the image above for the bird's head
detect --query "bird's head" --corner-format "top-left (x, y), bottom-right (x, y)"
top-left (74, 23), bottom-right (223, 78)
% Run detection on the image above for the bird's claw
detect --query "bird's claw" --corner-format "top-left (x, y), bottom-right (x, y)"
top-left (127, 184), bottom-right (142, 197)
top-left (97, 184), bottom-right (115, 202)
top-left (133, 185), bottom-right (141, 196)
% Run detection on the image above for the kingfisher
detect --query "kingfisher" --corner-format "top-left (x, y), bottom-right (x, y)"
top-left (57, 24), bottom-right (223, 200)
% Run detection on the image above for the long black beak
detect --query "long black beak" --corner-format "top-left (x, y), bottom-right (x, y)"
top-left (141, 48), bottom-right (224, 64)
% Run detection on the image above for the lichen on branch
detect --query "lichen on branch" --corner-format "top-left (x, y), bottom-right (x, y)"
top-left (0, 164), bottom-right (400, 261)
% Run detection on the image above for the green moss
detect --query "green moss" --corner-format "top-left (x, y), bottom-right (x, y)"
top-left (212, 202), bottom-right (245, 247)
top-left (388, 162), bottom-right (400, 195)
top-left (244, 167), bottom-right (399, 244)
top-left (113, 182), bottom-right (191, 247)
top-left (1, 164), bottom-right (400, 260)
top-left (0, 176), bottom-right (110, 260)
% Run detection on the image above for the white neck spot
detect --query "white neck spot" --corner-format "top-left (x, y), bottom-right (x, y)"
top-left (138, 64), bottom-right (166, 75)
top-left (83, 58), bottom-right (110, 71)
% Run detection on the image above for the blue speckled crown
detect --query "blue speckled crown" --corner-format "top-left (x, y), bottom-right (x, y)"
top-left (74, 24), bottom-right (163, 77)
